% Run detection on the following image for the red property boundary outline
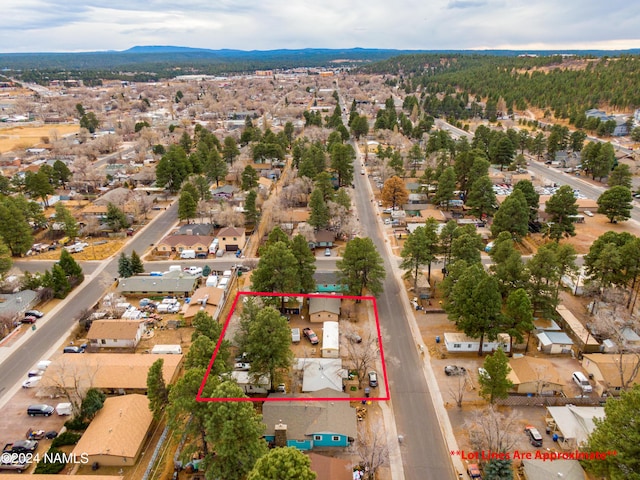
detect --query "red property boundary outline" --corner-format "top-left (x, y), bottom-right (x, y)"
top-left (196, 291), bottom-right (390, 402)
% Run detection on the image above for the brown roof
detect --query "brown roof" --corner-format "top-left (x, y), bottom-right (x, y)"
top-left (157, 235), bottom-right (214, 247)
top-left (308, 452), bottom-right (352, 480)
top-left (87, 319), bottom-right (144, 341)
top-left (508, 356), bottom-right (564, 386)
top-left (72, 394), bottom-right (152, 459)
top-left (40, 353), bottom-right (183, 391)
top-left (218, 226), bottom-right (245, 237)
top-left (583, 353), bottom-right (640, 388)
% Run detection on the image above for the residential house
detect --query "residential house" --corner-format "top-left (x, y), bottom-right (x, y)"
top-left (262, 389), bottom-right (357, 450)
top-left (521, 459), bottom-right (586, 480)
top-left (294, 358), bottom-right (347, 393)
top-left (536, 331), bottom-right (574, 354)
top-left (181, 286), bottom-right (225, 322)
top-left (175, 223), bottom-right (215, 236)
top-left (545, 405), bottom-right (605, 449)
top-left (217, 226), bottom-right (245, 252)
top-left (155, 234), bottom-right (214, 254)
top-left (86, 319), bottom-right (146, 350)
top-left (211, 184), bottom-right (238, 199)
top-left (444, 332), bottom-right (511, 353)
top-left (308, 230), bottom-right (336, 250)
top-left (313, 271), bottom-right (347, 293)
top-left (39, 354), bottom-right (183, 396)
top-left (308, 452), bottom-right (353, 480)
top-left (230, 370), bottom-right (271, 394)
top-left (321, 321), bottom-right (339, 359)
top-left (257, 176), bottom-right (274, 192)
top-left (281, 296), bottom-right (303, 315)
top-left (117, 270), bottom-right (199, 297)
top-left (555, 305), bottom-right (601, 353)
top-left (72, 394), bottom-right (153, 467)
top-left (507, 356), bottom-right (564, 395)
top-left (582, 353), bottom-right (640, 396)
top-left (308, 297), bottom-right (341, 323)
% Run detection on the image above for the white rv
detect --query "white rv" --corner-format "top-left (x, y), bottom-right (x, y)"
top-left (151, 344), bottom-right (182, 354)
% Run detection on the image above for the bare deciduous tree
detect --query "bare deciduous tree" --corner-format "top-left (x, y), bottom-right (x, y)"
top-left (466, 406), bottom-right (519, 454)
top-left (343, 329), bottom-right (379, 389)
top-left (352, 417), bottom-right (390, 480)
top-left (448, 374), bottom-right (470, 408)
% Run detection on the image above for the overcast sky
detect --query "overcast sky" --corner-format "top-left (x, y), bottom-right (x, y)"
top-left (2, 0), bottom-right (639, 53)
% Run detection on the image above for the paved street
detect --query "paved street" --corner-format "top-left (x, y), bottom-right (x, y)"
top-left (352, 144), bottom-right (456, 479)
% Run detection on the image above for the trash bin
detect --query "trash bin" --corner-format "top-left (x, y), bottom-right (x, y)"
top-left (552, 433), bottom-right (559, 442)
top-left (31, 325), bottom-right (36, 331)
top-left (435, 336), bottom-right (440, 343)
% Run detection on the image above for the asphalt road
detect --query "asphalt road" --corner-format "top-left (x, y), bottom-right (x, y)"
top-left (352, 146), bottom-right (455, 479)
top-left (0, 201), bottom-right (181, 402)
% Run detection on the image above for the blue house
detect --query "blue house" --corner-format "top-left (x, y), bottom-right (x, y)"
top-left (262, 389), bottom-right (357, 451)
top-left (313, 271), bottom-right (347, 293)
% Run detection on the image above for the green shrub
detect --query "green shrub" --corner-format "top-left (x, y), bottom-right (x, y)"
top-left (51, 431), bottom-right (82, 448)
top-left (34, 447), bottom-right (66, 474)
top-left (64, 417), bottom-right (89, 431)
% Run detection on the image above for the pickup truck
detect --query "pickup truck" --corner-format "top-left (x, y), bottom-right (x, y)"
top-left (0, 459), bottom-right (28, 472)
top-left (3, 439), bottom-right (38, 453)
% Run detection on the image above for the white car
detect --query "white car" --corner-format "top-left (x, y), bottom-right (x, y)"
top-left (234, 362), bottom-right (251, 371)
top-left (22, 376), bottom-right (42, 388)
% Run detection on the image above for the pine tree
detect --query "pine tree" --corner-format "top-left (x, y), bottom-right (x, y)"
top-left (51, 264), bottom-right (71, 299)
top-left (147, 359), bottom-right (169, 420)
top-left (118, 252), bottom-right (133, 278)
top-left (58, 249), bottom-right (84, 282)
top-left (129, 250), bottom-right (144, 275)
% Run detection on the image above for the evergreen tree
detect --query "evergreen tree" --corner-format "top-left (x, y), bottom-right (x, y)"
top-left (147, 359), bottom-right (169, 420)
top-left (80, 388), bottom-right (106, 421)
top-left (465, 175), bottom-right (497, 219)
top-left (51, 263), bottom-right (71, 298)
top-left (251, 242), bottom-right (301, 296)
top-left (205, 382), bottom-right (268, 480)
top-left (400, 220), bottom-right (439, 286)
top-left (130, 250), bottom-right (144, 275)
top-left (178, 190), bottom-right (197, 223)
top-left (433, 167), bottom-right (456, 210)
top-left (582, 385), bottom-right (640, 479)
top-left (0, 201), bottom-right (33, 256)
top-left (545, 185), bottom-right (578, 242)
top-left (597, 185), bottom-right (633, 223)
top-left (0, 241), bottom-right (12, 278)
top-left (241, 165), bottom-right (259, 191)
top-left (54, 202), bottom-right (79, 238)
top-left (504, 288), bottom-right (534, 352)
top-left (58, 249), bottom-right (83, 281)
top-left (608, 163), bottom-right (633, 189)
top-left (308, 188), bottom-right (330, 230)
top-left (156, 145), bottom-right (192, 192)
top-left (478, 348), bottom-right (513, 403)
top-left (337, 237), bottom-right (386, 298)
top-left (105, 202), bottom-right (130, 232)
top-left (330, 143), bottom-right (355, 187)
top-left (512, 179), bottom-right (539, 224)
top-left (247, 447), bottom-right (316, 480)
top-left (118, 252), bottom-right (133, 278)
top-left (291, 234), bottom-right (316, 293)
top-left (491, 189), bottom-right (529, 241)
top-left (244, 190), bottom-right (259, 225)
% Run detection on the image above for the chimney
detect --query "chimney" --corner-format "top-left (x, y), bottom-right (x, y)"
top-left (274, 423), bottom-right (287, 447)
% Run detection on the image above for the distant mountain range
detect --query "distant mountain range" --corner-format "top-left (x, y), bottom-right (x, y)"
top-left (1, 45), bottom-right (638, 79)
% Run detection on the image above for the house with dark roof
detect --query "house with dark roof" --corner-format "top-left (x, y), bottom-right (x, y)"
top-left (211, 184), bottom-right (238, 199)
top-left (262, 389), bottom-right (357, 450)
top-left (175, 223), bottom-right (215, 236)
top-left (308, 297), bottom-right (341, 323)
top-left (308, 230), bottom-right (336, 249)
top-left (117, 270), bottom-right (199, 297)
top-left (313, 271), bottom-right (346, 293)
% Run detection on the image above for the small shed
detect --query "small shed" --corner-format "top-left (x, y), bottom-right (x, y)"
top-left (536, 331), bottom-right (574, 354)
top-left (321, 321), bottom-right (340, 358)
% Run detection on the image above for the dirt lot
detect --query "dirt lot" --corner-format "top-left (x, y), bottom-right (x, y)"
top-left (0, 124), bottom-right (79, 153)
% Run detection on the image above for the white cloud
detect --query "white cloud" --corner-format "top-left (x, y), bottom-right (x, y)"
top-left (1, 0), bottom-right (639, 52)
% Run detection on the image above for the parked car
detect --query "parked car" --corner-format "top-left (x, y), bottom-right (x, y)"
top-left (0, 459), bottom-right (28, 472)
top-left (3, 439), bottom-right (38, 453)
top-left (21, 316), bottom-right (38, 324)
top-left (63, 346), bottom-right (85, 354)
top-left (345, 332), bottom-right (362, 343)
top-left (324, 248), bottom-right (331, 256)
top-left (444, 365), bottom-right (467, 376)
top-left (303, 327), bottom-right (319, 345)
top-left (524, 425), bottom-right (543, 447)
top-left (467, 463), bottom-right (482, 479)
top-left (25, 310), bottom-right (44, 318)
top-left (44, 431), bottom-right (58, 439)
top-left (368, 371), bottom-right (378, 387)
top-left (27, 404), bottom-right (54, 417)
top-left (22, 376), bottom-right (42, 388)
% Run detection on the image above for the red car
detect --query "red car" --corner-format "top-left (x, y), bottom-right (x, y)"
top-left (302, 327), bottom-right (319, 345)
top-left (21, 316), bottom-right (38, 324)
